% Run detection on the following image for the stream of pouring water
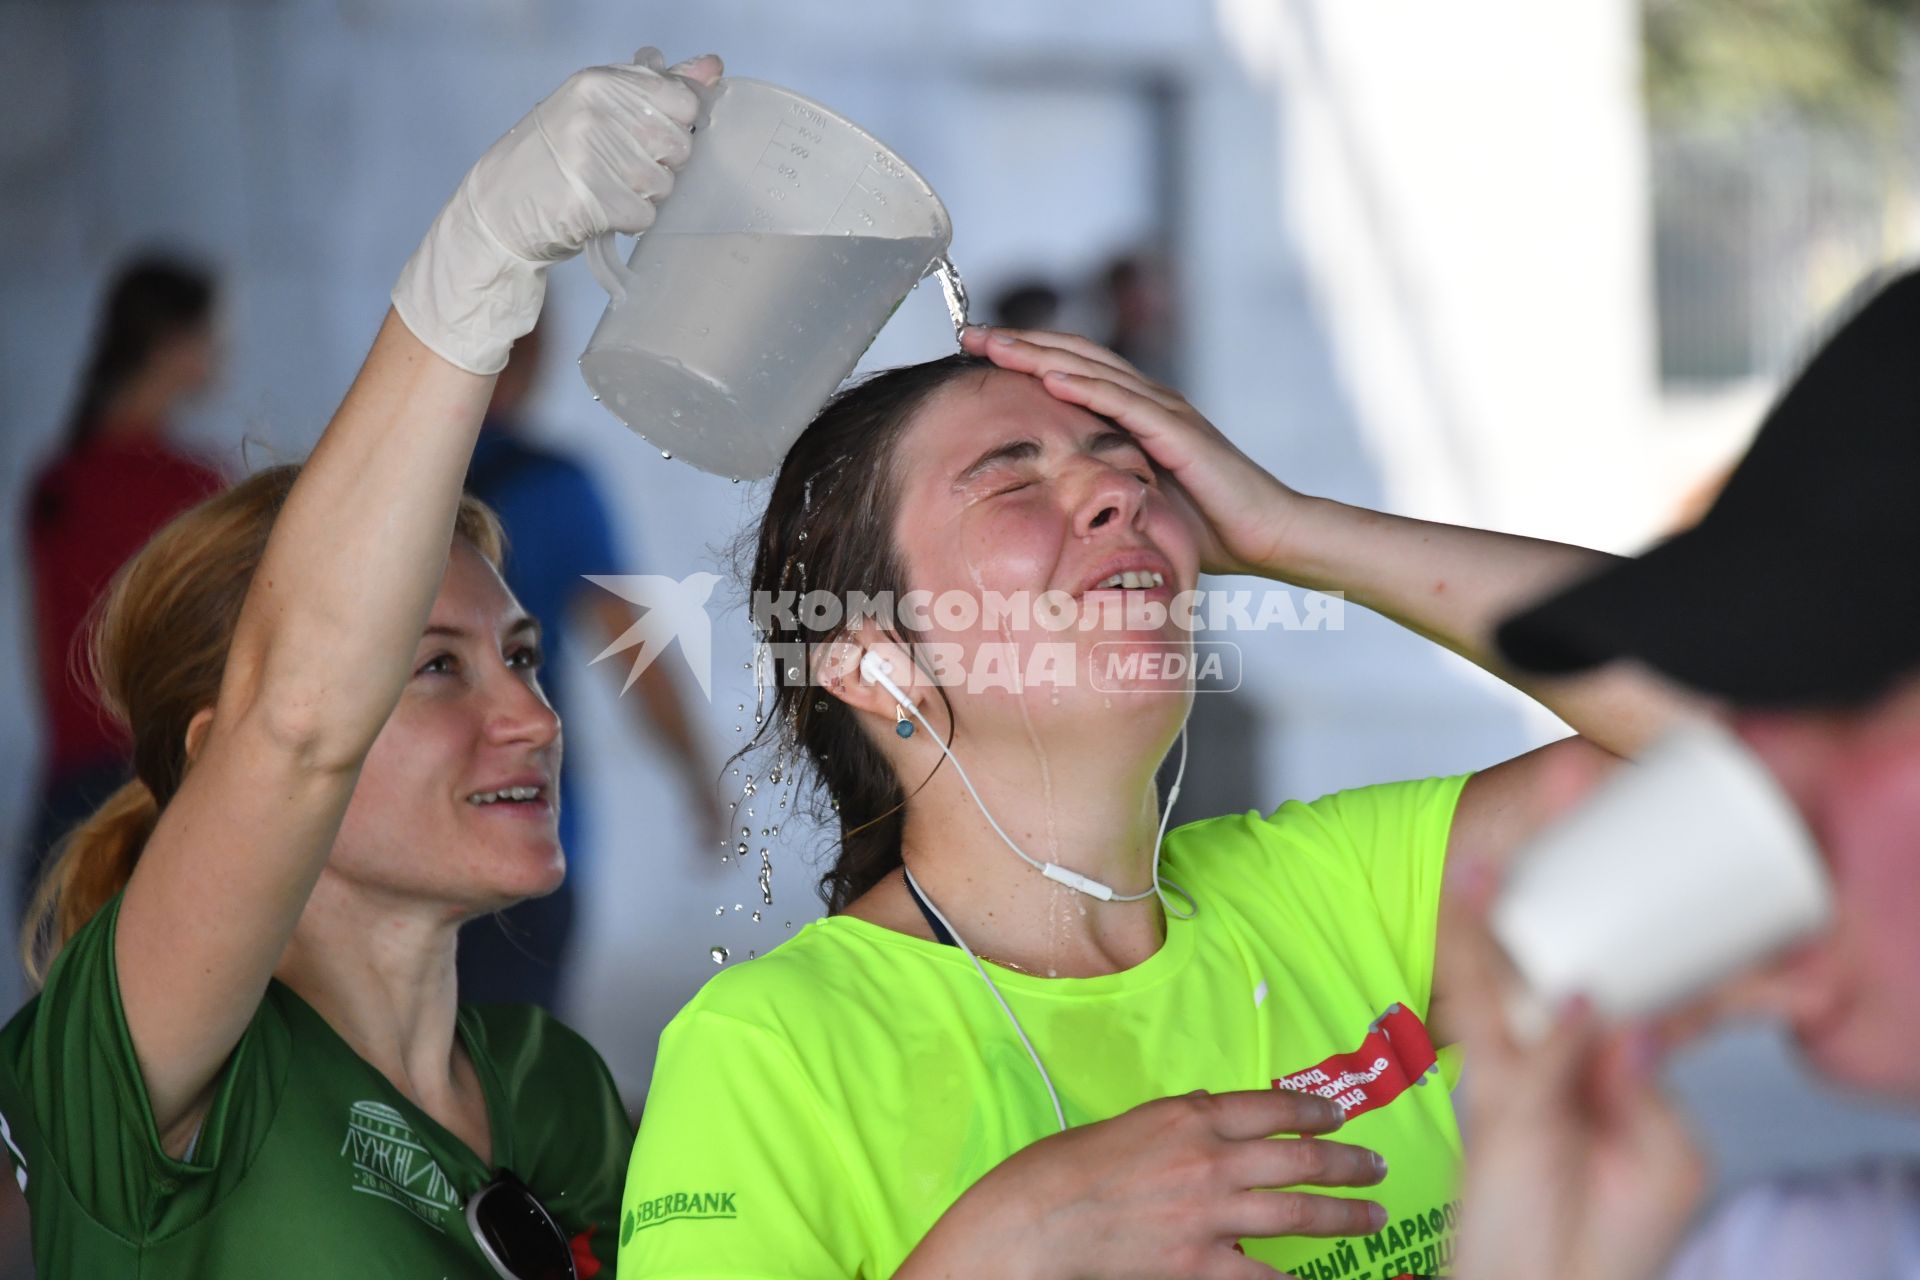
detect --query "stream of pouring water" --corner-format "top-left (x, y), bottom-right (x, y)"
top-left (933, 254), bottom-right (970, 342)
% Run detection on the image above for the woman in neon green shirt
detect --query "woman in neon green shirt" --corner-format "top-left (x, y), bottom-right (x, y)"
top-left (622, 331), bottom-right (1693, 1278)
top-left (0, 48), bottom-right (720, 1278)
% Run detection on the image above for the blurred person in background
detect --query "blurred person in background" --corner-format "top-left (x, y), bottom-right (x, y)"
top-left (24, 254), bottom-right (226, 906)
top-left (1448, 267), bottom-right (1920, 1280)
top-left (1097, 250), bottom-right (1178, 383)
top-left (989, 277), bottom-right (1064, 332)
top-left (460, 319), bottom-right (719, 1013)
top-left (0, 48), bottom-right (719, 1276)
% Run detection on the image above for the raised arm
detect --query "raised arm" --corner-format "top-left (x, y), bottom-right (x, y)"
top-left (113, 51), bottom-right (719, 1144)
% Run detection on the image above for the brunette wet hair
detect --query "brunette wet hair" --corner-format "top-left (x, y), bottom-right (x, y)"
top-left (740, 354), bottom-right (992, 911)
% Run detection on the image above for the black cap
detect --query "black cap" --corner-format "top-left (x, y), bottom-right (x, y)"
top-left (1497, 267), bottom-right (1920, 708)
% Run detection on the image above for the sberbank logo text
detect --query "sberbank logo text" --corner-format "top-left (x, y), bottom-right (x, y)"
top-left (621, 1189), bottom-right (739, 1243)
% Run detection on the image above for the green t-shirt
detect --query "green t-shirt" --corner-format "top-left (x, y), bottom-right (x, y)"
top-left (620, 775), bottom-right (1471, 1279)
top-left (0, 894), bottom-right (633, 1277)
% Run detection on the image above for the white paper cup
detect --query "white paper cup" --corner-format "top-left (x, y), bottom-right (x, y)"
top-left (1489, 720), bottom-right (1831, 1037)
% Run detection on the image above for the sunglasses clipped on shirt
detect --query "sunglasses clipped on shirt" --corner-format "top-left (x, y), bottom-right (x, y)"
top-left (466, 1169), bottom-right (578, 1280)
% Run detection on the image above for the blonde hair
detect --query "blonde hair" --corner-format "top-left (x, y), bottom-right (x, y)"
top-left (23, 464), bottom-right (505, 985)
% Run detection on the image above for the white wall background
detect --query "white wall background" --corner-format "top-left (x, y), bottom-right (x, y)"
top-left (1, 0), bottom-right (1916, 1227)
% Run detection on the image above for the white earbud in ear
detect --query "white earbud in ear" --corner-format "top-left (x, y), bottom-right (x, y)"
top-left (859, 650), bottom-right (895, 687)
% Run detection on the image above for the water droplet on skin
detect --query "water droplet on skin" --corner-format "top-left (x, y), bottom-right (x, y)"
top-left (711, 947), bottom-right (729, 964)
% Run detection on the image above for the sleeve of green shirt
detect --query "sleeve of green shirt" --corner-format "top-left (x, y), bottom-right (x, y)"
top-left (1274, 773), bottom-right (1473, 1020)
top-left (0, 893), bottom-right (287, 1237)
top-left (620, 1006), bottom-right (868, 1278)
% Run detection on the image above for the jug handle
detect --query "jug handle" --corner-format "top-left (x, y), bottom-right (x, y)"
top-left (583, 78), bottom-right (721, 308)
top-left (585, 233), bottom-right (637, 307)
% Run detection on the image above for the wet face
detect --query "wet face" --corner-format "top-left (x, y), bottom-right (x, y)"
top-left (1733, 672), bottom-right (1920, 1097)
top-left (883, 368), bottom-right (1202, 747)
top-left (329, 541), bottom-right (564, 915)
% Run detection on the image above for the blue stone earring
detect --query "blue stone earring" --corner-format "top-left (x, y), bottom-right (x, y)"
top-left (894, 704), bottom-right (916, 738)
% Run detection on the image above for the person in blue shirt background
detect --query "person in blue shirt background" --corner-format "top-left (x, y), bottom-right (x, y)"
top-left (461, 319), bottom-right (720, 1011)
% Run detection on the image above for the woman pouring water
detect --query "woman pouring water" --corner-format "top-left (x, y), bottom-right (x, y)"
top-left (0, 49), bottom-right (720, 1278)
top-left (617, 323), bottom-right (1706, 1277)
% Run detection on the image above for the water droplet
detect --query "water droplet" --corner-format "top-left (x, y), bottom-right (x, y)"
top-left (661, 450), bottom-right (673, 460)
top-left (797, 530), bottom-right (808, 542)
top-left (784, 921), bottom-right (792, 930)
top-left (733, 725), bottom-right (742, 733)
top-left (769, 766), bottom-right (783, 784)
top-left (714, 906), bottom-right (724, 916)
top-left (814, 699), bottom-right (828, 713)
top-left (784, 667), bottom-right (800, 683)
top-left (736, 703), bottom-right (745, 713)
top-left (751, 911), bottom-right (762, 923)
top-left (711, 947), bottom-right (729, 964)
top-left (734, 903), bottom-right (743, 911)
top-left (747, 949), bottom-right (757, 960)
top-left (735, 842), bottom-right (749, 856)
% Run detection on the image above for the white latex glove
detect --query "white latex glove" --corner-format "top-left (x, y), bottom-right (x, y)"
top-left (392, 48), bottom-right (722, 374)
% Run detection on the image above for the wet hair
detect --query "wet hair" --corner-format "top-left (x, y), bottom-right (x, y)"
top-left (64, 254), bottom-right (218, 448)
top-left (740, 354), bottom-right (991, 911)
top-left (23, 464), bottom-right (505, 985)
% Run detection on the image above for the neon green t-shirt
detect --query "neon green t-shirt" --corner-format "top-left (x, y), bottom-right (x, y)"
top-left (0, 894), bottom-right (633, 1276)
top-left (620, 775), bottom-right (1471, 1279)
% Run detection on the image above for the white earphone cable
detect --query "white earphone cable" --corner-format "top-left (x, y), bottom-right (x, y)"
top-left (902, 863), bottom-right (1068, 1133)
top-left (870, 654), bottom-right (1192, 907)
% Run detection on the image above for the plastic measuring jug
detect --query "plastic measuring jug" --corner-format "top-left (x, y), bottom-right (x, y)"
top-left (579, 77), bottom-right (954, 479)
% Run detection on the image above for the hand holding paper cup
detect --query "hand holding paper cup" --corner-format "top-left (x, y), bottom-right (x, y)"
top-left (1489, 721), bottom-right (1832, 1038)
